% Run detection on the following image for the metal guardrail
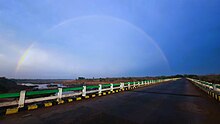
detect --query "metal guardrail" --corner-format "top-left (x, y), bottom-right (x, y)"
top-left (0, 78), bottom-right (179, 108)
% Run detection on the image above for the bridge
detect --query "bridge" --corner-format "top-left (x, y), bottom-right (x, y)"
top-left (0, 78), bottom-right (220, 124)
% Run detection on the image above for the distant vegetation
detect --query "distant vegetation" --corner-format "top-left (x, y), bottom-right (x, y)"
top-left (171, 74), bottom-right (220, 84)
top-left (0, 77), bottom-right (29, 93)
top-left (60, 76), bottom-right (178, 86)
top-left (196, 75), bottom-right (220, 84)
top-left (13, 79), bottom-right (70, 84)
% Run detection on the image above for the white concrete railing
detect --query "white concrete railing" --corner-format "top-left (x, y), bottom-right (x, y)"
top-left (0, 78), bottom-right (180, 108)
top-left (187, 78), bottom-right (220, 93)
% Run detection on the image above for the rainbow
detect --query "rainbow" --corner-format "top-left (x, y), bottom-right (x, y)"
top-left (16, 43), bottom-right (34, 72)
top-left (48, 15), bottom-right (170, 70)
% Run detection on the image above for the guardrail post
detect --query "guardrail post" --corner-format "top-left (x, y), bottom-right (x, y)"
top-left (98, 84), bottom-right (102, 94)
top-left (82, 86), bottom-right (86, 97)
top-left (138, 82), bottom-right (140, 87)
top-left (134, 82), bottom-right (136, 88)
top-left (18, 90), bottom-right (26, 108)
top-left (110, 83), bottom-right (113, 91)
top-left (144, 81), bottom-right (147, 85)
top-left (57, 88), bottom-right (62, 101)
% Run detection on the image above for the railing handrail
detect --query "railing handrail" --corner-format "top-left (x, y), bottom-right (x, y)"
top-left (0, 92), bottom-right (20, 99)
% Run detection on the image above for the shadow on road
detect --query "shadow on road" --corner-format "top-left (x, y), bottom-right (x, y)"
top-left (130, 90), bottom-right (201, 97)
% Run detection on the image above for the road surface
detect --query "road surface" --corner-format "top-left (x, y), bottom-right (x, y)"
top-left (1, 78), bottom-right (220, 124)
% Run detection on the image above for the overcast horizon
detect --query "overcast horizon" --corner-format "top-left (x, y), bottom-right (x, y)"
top-left (0, 0), bottom-right (220, 79)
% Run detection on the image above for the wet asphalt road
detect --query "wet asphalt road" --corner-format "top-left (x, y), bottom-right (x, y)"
top-left (1, 78), bottom-right (220, 124)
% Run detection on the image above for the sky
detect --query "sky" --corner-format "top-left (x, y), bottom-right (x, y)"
top-left (0, 0), bottom-right (220, 79)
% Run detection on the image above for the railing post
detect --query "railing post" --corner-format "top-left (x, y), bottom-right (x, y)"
top-left (18, 90), bottom-right (26, 108)
top-left (138, 81), bottom-right (140, 87)
top-left (57, 88), bottom-right (62, 101)
top-left (120, 82), bottom-right (124, 89)
top-left (134, 82), bottom-right (136, 88)
top-left (82, 86), bottom-right (86, 97)
top-left (213, 84), bottom-right (218, 92)
top-left (128, 82), bottom-right (131, 89)
top-left (110, 83), bottom-right (113, 91)
top-left (144, 81), bottom-right (147, 85)
top-left (98, 84), bottom-right (102, 94)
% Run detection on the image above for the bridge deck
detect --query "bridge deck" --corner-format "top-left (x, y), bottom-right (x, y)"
top-left (1, 79), bottom-right (220, 124)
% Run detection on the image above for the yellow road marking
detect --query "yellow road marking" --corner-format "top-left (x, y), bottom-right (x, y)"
top-left (76, 97), bottom-right (82, 101)
top-left (85, 96), bottom-right (90, 99)
top-left (28, 104), bottom-right (38, 110)
top-left (6, 108), bottom-right (18, 115)
top-left (44, 102), bottom-right (52, 107)
top-left (68, 99), bottom-right (73, 102)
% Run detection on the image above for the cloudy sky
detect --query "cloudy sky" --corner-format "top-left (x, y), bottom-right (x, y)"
top-left (0, 0), bottom-right (220, 79)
